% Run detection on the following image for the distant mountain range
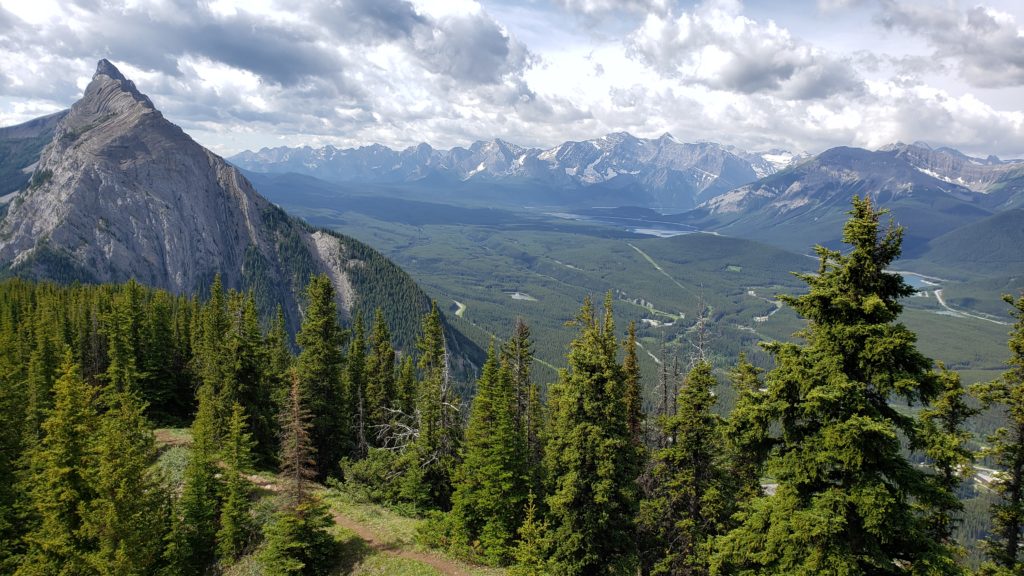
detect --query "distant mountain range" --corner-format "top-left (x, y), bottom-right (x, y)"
top-left (230, 133), bottom-right (806, 212)
top-left (0, 60), bottom-right (479, 363)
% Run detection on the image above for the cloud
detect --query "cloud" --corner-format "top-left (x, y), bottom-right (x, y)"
top-left (554, 0), bottom-right (671, 16)
top-left (875, 1), bottom-right (1024, 87)
top-left (626, 0), bottom-right (863, 99)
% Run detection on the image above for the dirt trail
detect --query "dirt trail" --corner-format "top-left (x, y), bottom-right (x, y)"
top-left (330, 511), bottom-right (472, 576)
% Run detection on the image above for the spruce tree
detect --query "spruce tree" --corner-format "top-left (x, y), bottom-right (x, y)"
top-left (448, 341), bottom-right (528, 565)
top-left (405, 302), bottom-right (460, 509)
top-left (916, 366), bottom-right (975, 553)
top-left (639, 362), bottom-right (728, 576)
top-left (346, 314), bottom-right (368, 458)
top-left (502, 318), bottom-right (544, 493)
top-left (16, 354), bottom-right (96, 576)
top-left (258, 373), bottom-right (336, 575)
top-left (166, 384), bottom-right (222, 575)
top-left (723, 354), bottom-right (768, 507)
top-left (295, 275), bottom-right (347, 480)
top-left (543, 294), bottom-right (638, 576)
top-left (365, 308), bottom-right (396, 446)
top-left (81, 391), bottom-right (168, 575)
top-left (217, 402), bottom-right (256, 563)
top-left (976, 293), bottom-right (1024, 574)
top-left (711, 197), bottom-right (960, 575)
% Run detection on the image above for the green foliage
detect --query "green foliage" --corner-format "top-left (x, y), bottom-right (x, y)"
top-left (166, 384), bottom-right (222, 575)
top-left (542, 294), bottom-right (640, 576)
top-left (257, 500), bottom-right (337, 576)
top-left (80, 391), bottom-right (168, 575)
top-left (916, 366), bottom-right (977, 550)
top-left (639, 362), bottom-right (729, 576)
top-left (365, 308), bottom-right (397, 448)
top-left (712, 197), bottom-right (963, 575)
top-left (218, 403), bottom-right (257, 563)
top-left (974, 292), bottom-right (1024, 572)
top-left (16, 355), bottom-right (97, 575)
top-left (295, 275), bottom-right (348, 480)
top-left (445, 341), bottom-right (528, 565)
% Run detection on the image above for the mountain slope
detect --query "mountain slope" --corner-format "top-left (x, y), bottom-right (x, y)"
top-left (912, 208), bottom-right (1024, 276)
top-left (0, 60), bottom-right (473, 359)
top-left (0, 110), bottom-right (67, 197)
top-left (680, 146), bottom-right (994, 254)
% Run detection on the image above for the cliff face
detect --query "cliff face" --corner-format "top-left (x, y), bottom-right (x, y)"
top-left (0, 60), bottom-right (458, 358)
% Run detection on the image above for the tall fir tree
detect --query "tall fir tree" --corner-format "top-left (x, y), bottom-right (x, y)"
top-left (723, 354), bottom-right (769, 508)
top-left (346, 314), bottom-right (368, 458)
top-left (976, 292), bottom-right (1024, 574)
top-left (258, 373), bottom-right (336, 576)
top-left (81, 390), bottom-right (168, 575)
top-left (217, 402), bottom-right (256, 563)
top-left (16, 353), bottom-right (96, 576)
top-left (639, 362), bottom-right (729, 576)
top-left (711, 197), bottom-right (961, 575)
top-left (405, 302), bottom-right (461, 509)
top-left (915, 366), bottom-right (976, 555)
top-left (364, 308), bottom-right (396, 446)
top-left (166, 384), bottom-right (222, 575)
top-left (502, 318), bottom-right (544, 494)
top-left (542, 294), bottom-right (638, 576)
top-left (448, 341), bottom-right (529, 565)
top-left (295, 274), bottom-right (347, 480)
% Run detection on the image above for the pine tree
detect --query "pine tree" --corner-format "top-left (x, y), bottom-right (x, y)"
top-left (166, 384), bottom-right (222, 575)
top-left (723, 354), bottom-right (768, 507)
top-left (405, 302), bottom-right (460, 509)
top-left (218, 402), bottom-right (256, 563)
top-left (397, 355), bottom-right (417, 417)
top-left (258, 373), bottom-right (336, 575)
top-left (711, 197), bottom-right (960, 575)
top-left (543, 294), bottom-right (638, 576)
top-left (295, 275), bottom-right (347, 480)
top-left (81, 391), bottom-right (168, 575)
top-left (502, 318), bottom-right (544, 493)
top-left (195, 276), bottom-right (231, 436)
top-left (639, 362), bottom-right (728, 576)
top-left (448, 341), bottom-right (528, 565)
top-left (976, 292), bottom-right (1024, 574)
top-left (16, 353), bottom-right (97, 576)
top-left (365, 308), bottom-right (396, 447)
top-left (622, 321), bottom-right (643, 446)
top-left (346, 314), bottom-right (368, 458)
top-left (103, 282), bottom-right (144, 397)
top-left (510, 493), bottom-right (548, 576)
top-left (916, 366), bottom-right (976, 553)
top-left (226, 292), bottom-right (276, 464)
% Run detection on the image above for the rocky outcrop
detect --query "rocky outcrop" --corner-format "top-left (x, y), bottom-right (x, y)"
top-left (0, 60), bottom-right (447, 348)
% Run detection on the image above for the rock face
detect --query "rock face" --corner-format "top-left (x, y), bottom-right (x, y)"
top-left (0, 109), bottom-right (67, 196)
top-left (230, 132), bottom-right (802, 212)
top-left (0, 60), bottom-right (453, 353)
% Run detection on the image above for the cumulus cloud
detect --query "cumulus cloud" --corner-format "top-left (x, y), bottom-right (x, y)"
top-left (875, 0), bottom-right (1024, 87)
top-left (625, 0), bottom-right (863, 99)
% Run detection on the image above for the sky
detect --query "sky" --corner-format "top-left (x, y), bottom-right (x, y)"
top-left (1, 0), bottom-right (1023, 158)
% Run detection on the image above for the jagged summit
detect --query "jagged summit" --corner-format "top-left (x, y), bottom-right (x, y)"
top-left (95, 58), bottom-right (127, 81)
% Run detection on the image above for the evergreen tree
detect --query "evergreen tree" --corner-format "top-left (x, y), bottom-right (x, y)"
top-left (397, 355), bottom-right (417, 418)
top-left (218, 403), bottom-right (256, 563)
top-left (81, 391), bottom-right (167, 575)
top-left (622, 321), bottom-right (643, 446)
top-left (195, 276), bottom-right (231, 436)
top-left (295, 275), bottom-right (347, 480)
top-left (103, 282), bottom-right (144, 397)
top-left (448, 341), bottom-right (528, 565)
top-left (226, 292), bottom-right (276, 464)
top-left (16, 354), bottom-right (96, 576)
top-left (916, 366), bottom-right (976, 553)
top-left (346, 314), bottom-right (368, 458)
top-left (543, 294), bottom-right (638, 576)
top-left (258, 373), bottom-right (336, 575)
top-left (405, 302), bottom-right (460, 509)
top-left (365, 308), bottom-right (396, 446)
top-left (723, 354), bottom-right (768, 507)
top-left (502, 318), bottom-right (544, 493)
top-left (976, 293), bottom-right (1024, 574)
top-left (166, 384), bottom-right (221, 575)
top-left (510, 493), bottom-right (548, 576)
top-left (712, 197), bottom-right (960, 575)
top-left (639, 362), bottom-right (728, 576)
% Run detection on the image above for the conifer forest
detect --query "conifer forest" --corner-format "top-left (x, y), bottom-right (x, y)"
top-left (0, 198), bottom-right (1019, 575)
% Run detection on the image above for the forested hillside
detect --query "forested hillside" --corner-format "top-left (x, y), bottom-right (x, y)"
top-left (0, 199), bottom-right (1021, 575)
